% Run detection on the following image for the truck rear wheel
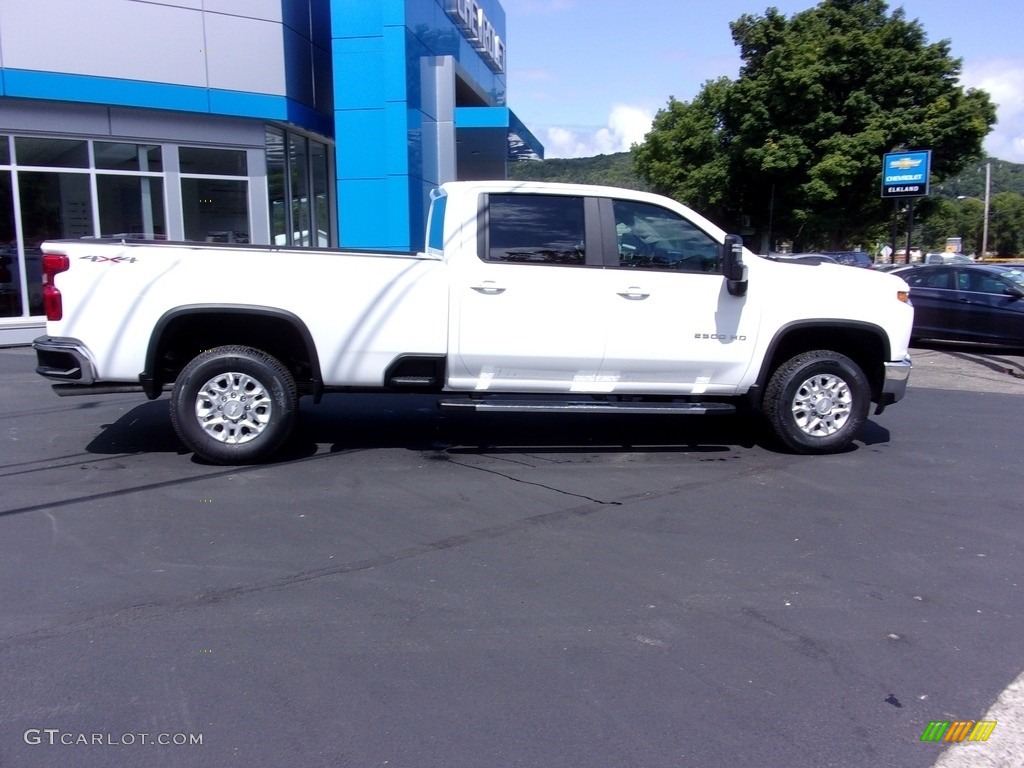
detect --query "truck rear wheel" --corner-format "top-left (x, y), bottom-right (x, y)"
top-left (170, 346), bottom-right (297, 464)
top-left (764, 350), bottom-right (870, 454)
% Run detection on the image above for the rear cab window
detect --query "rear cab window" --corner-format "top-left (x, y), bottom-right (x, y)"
top-left (482, 194), bottom-right (587, 265)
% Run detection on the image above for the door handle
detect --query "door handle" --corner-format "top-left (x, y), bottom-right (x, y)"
top-left (617, 287), bottom-right (650, 300)
top-left (471, 281), bottom-right (506, 295)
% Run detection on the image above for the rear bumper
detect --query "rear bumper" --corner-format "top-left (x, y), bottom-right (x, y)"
top-left (33, 335), bottom-right (97, 384)
top-left (876, 356), bottom-right (912, 413)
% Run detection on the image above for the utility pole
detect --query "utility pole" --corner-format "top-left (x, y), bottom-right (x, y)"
top-left (981, 161), bottom-right (991, 260)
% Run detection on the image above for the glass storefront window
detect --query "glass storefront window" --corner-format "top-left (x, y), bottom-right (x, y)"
top-left (181, 178), bottom-right (249, 243)
top-left (95, 142), bottom-right (163, 172)
top-left (98, 175), bottom-right (166, 238)
top-left (0, 132), bottom-right (328, 323)
top-left (266, 128), bottom-right (332, 247)
top-left (179, 147), bottom-right (247, 176)
top-left (266, 128), bottom-right (287, 245)
top-left (311, 141), bottom-right (330, 247)
top-left (17, 171), bottom-right (93, 315)
top-left (0, 171), bottom-right (22, 318)
top-left (290, 134), bottom-right (311, 246)
top-left (15, 137), bottom-right (89, 168)
top-left (19, 172), bottom-right (94, 243)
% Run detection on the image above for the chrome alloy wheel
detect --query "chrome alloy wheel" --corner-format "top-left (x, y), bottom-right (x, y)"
top-left (790, 373), bottom-right (852, 437)
top-left (194, 371), bottom-right (272, 444)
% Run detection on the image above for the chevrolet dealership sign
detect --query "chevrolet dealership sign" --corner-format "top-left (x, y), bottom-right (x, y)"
top-left (446, 0), bottom-right (506, 73)
top-left (882, 150), bottom-right (931, 198)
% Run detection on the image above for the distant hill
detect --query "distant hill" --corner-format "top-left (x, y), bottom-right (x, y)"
top-left (509, 153), bottom-right (1023, 198)
top-left (933, 157), bottom-right (1024, 199)
top-left (507, 152), bottom-right (647, 191)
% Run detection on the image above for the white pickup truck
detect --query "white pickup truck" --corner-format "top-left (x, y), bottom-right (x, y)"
top-left (34, 180), bottom-right (913, 463)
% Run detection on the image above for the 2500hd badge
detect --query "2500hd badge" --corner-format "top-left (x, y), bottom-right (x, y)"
top-left (695, 333), bottom-right (747, 341)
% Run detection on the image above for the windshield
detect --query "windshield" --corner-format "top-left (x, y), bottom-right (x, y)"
top-left (999, 267), bottom-right (1024, 289)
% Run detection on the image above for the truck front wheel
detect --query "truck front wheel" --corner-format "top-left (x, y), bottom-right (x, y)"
top-left (763, 350), bottom-right (870, 454)
top-left (170, 346), bottom-right (297, 464)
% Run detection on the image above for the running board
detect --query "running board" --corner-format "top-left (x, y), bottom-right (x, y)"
top-left (438, 399), bottom-right (736, 416)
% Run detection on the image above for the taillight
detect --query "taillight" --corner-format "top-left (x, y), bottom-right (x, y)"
top-left (42, 252), bottom-right (70, 321)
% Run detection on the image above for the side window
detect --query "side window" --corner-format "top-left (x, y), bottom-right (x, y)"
top-left (614, 200), bottom-right (719, 273)
top-left (960, 270), bottom-right (1006, 294)
top-left (427, 194), bottom-right (446, 252)
top-left (485, 194), bottom-right (585, 265)
top-left (904, 269), bottom-right (952, 289)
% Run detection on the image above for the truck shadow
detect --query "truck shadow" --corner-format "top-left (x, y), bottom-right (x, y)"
top-left (290, 393), bottom-right (891, 458)
top-left (84, 393), bottom-right (891, 460)
top-left (296, 394), bottom-right (758, 457)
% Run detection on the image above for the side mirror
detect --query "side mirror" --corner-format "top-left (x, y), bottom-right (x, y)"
top-left (721, 234), bottom-right (748, 296)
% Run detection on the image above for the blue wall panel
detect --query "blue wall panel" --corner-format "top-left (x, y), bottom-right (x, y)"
top-left (333, 42), bottom-right (387, 110)
top-left (330, 0), bottom-right (384, 38)
top-left (332, 0), bottom-right (515, 251)
top-left (334, 110), bottom-right (389, 177)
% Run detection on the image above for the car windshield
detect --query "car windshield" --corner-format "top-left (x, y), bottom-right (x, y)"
top-left (999, 268), bottom-right (1024, 289)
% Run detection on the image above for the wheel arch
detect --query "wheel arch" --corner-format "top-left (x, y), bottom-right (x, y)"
top-left (140, 305), bottom-right (323, 401)
top-left (753, 321), bottom-right (891, 407)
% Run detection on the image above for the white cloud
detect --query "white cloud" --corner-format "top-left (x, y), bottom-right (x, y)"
top-left (962, 59), bottom-right (1024, 162)
top-left (541, 104), bottom-right (654, 159)
top-left (535, 66), bottom-right (1024, 163)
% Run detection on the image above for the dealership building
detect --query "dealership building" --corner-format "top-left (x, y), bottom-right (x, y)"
top-left (0, 0), bottom-right (542, 345)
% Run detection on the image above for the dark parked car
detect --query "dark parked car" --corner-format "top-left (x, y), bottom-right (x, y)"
top-left (900, 264), bottom-right (1024, 346)
top-left (766, 253), bottom-right (840, 266)
top-left (823, 250), bottom-right (874, 268)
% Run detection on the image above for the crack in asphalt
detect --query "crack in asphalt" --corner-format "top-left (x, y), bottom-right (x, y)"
top-left (443, 455), bottom-right (623, 506)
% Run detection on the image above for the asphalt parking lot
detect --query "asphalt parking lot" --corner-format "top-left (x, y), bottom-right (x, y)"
top-left (1, 343), bottom-right (1022, 768)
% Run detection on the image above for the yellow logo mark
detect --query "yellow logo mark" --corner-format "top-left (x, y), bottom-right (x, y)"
top-left (891, 157), bottom-right (923, 170)
top-left (921, 720), bottom-right (997, 742)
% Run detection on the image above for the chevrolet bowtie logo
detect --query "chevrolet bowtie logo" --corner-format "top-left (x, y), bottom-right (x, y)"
top-left (891, 157), bottom-right (923, 170)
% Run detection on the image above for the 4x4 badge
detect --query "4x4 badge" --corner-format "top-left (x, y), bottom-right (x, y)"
top-left (79, 255), bottom-right (137, 263)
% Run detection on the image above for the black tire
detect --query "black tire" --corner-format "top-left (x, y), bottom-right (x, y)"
top-left (170, 345), bottom-right (298, 464)
top-left (763, 350), bottom-right (870, 454)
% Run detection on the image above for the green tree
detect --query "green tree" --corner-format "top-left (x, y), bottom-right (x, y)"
top-left (989, 191), bottom-right (1024, 257)
top-left (633, 0), bottom-right (996, 252)
top-left (914, 196), bottom-right (984, 253)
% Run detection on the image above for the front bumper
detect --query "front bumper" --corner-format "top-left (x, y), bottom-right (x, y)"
top-left (33, 335), bottom-right (98, 384)
top-left (876, 356), bottom-right (912, 413)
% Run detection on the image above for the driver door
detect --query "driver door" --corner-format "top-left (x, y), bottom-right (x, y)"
top-left (597, 198), bottom-right (759, 394)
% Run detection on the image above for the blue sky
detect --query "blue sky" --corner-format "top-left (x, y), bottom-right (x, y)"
top-left (500, 0), bottom-right (1024, 161)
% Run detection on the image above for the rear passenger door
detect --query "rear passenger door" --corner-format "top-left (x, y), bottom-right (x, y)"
top-left (449, 193), bottom-right (607, 392)
top-left (901, 267), bottom-right (962, 340)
